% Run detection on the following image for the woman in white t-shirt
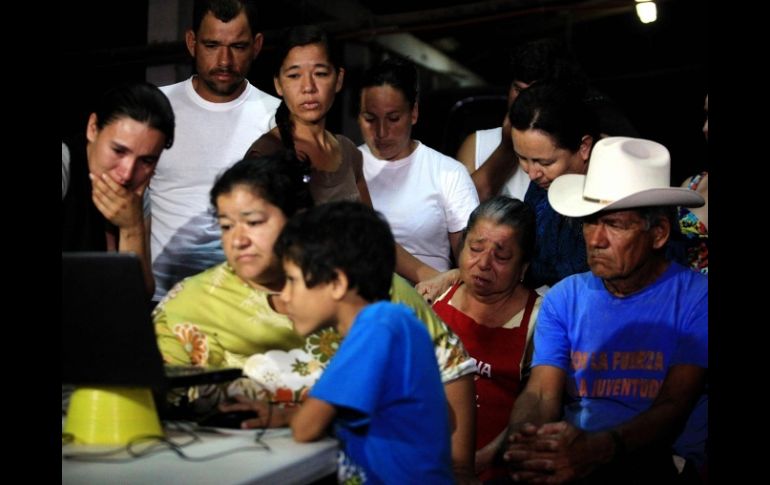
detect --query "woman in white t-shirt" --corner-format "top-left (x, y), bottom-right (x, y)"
top-left (358, 57), bottom-right (479, 272)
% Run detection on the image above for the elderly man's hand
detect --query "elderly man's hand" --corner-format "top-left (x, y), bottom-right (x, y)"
top-left (504, 421), bottom-right (612, 484)
top-left (503, 422), bottom-right (552, 482)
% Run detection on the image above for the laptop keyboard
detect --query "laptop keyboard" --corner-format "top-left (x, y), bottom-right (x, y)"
top-left (163, 365), bottom-right (243, 387)
top-left (164, 365), bottom-right (211, 377)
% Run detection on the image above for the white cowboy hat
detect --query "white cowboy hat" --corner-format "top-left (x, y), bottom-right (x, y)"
top-left (548, 137), bottom-right (705, 218)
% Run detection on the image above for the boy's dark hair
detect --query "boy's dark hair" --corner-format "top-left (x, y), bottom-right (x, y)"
top-left (209, 153), bottom-right (313, 217)
top-left (275, 201), bottom-right (395, 302)
top-left (94, 81), bottom-right (175, 149)
top-left (192, 0), bottom-right (258, 35)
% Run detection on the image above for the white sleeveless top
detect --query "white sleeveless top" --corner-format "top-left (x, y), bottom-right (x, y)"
top-left (474, 127), bottom-right (530, 201)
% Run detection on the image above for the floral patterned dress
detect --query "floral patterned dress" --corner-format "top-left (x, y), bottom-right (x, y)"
top-left (153, 263), bottom-right (474, 404)
top-left (678, 172), bottom-right (708, 275)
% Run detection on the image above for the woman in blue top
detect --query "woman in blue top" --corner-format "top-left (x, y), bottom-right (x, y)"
top-left (417, 83), bottom-right (599, 299)
top-left (510, 82), bottom-right (599, 289)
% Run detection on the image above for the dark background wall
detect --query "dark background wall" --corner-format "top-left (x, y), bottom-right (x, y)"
top-left (61, 0), bottom-right (707, 185)
top-left (60, 1), bottom-right (150, 142)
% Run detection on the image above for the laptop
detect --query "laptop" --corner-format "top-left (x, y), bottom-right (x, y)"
top-left (62, 252), bottom-right (242, 389)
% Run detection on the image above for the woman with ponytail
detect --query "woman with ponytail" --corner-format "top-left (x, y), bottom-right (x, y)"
top-left (244, 25), bottom-right (362, 205)
top-left (244, 25), bottom-right (444, 286)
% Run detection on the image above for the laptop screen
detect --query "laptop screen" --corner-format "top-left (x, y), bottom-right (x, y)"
top-left (62, 252), bottom-right (167, 388)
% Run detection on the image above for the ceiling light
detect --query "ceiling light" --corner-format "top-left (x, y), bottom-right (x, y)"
top-left (635, 1), bottom-right (657, 24)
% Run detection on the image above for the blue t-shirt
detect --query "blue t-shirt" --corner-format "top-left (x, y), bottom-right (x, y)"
top-left (533, 262), bottom-right (708, 465)
top-left (310, 302), bottom-right (453, 484)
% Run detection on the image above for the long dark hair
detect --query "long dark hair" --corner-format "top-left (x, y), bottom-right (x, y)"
top-left (360, 56), bottom-right (419, 108)
top-left (93, 82), bottom-right (175, 148)
top-left (210, 153), bottom-right (313, 218)
top-left (273, 25), bottom-right (341, 157)
top-left (508, 82), bottom-right (597, 153)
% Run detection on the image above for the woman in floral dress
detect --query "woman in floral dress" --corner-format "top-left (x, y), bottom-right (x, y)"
top-left (153, 154), bottom-right (478, 481)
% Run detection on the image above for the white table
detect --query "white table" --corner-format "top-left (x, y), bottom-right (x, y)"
top-left (62, 427), bottom-right (338, 484)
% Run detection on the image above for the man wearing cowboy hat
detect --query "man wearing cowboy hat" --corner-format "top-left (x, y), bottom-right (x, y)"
top-left (501, 137), bottom-right (707, 483)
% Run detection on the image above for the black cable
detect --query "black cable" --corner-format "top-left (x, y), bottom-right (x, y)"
top-left (62, 425), bottom-right (271, 463)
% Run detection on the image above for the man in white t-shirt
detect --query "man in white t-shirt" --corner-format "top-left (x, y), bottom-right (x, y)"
top-left (149, 0), bottom-right (280, 301)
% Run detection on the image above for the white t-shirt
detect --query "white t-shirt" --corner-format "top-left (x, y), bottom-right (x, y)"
top-left (361, 141), bottom-right (479, 272)
top-left (475, 127), bottom-right (530, 201)
top-left (149, 77), bottom-right (280, 300)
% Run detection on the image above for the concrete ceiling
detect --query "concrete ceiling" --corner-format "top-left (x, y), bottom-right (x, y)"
top-left (61, 0), bottom-right (707, 181)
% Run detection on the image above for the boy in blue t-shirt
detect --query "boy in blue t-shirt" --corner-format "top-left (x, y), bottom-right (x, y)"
top-left (273, 201), bottom-right (453, 484)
